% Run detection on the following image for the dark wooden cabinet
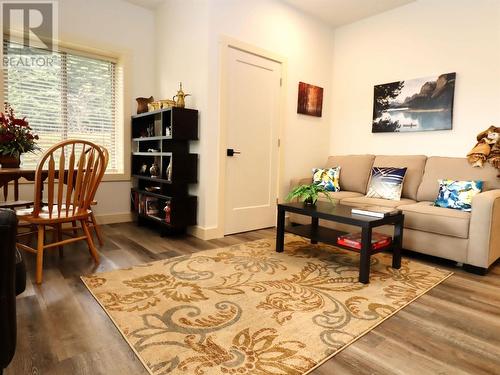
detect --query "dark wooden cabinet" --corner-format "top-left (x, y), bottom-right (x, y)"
top-left (130, 107), bottom-right (198, 235)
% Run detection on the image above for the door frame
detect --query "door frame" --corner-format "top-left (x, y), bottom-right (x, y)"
top-left (216, 36), bottom-right (287, 237)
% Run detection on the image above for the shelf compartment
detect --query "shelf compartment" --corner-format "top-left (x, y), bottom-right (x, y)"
top-left (132, 152), bottom-right (171, 157)
top-left (132, 136), bottom-right (169, 141)
top-left (131, 107), bottom-right (198, 140)
top-left (286, 224), bottom-right (393, 254)
top-left (131, 188), bottom-right (197, 228)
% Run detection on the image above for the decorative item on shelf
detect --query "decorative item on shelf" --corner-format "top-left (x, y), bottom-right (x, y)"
top-left (173, 82), bottom-right (190, 108)
top-left (286, 183), bottom-right (333, 207)
top-left (146, 124), bottom-right (154, 137)
top-left (165, 126), bottom-right (172, 137)
top-left (0, 103), bottom-right (39, 168)
top-left (150, 163), bottom-right (160, 178)
top-left (164, 201), bottom-right (171, 224)
top-left (145, 186), bottom-right (161, 192)
top-left (147, 101), bottom-right (161, 112)
top-left (166, 159), bottom-right (173, 181)
top-left (337, 232), bottom-right (392, 251)
top-left (147, 148), bottom-right (159, 152)
top-left (136, 96), bottom-right (154, 114)
top-left (138, 162), bottom-right (148, 175)
top-left (160, 99), bottom-right (176, 109)
top-left (297, 82), bottom-right (323, 117)
top-left (145, 197), bottom-right (159, 215)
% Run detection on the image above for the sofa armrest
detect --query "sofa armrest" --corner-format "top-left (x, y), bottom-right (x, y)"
top-left (468, 189), bottom-right (500, 268)
top-left (289, 176), bottom-right (312, 191)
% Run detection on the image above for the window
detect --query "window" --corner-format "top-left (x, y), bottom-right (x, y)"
top-left (3, 42), bottom-right (121, 173)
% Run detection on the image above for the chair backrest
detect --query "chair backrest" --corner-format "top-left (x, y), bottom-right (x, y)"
top-left (32, 140), bottom-right (108, 218)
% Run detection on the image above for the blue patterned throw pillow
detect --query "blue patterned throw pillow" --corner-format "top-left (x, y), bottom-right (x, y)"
top-left (312, 167), bottom-right (341, 192)
top-left (434, 179), bottom-right (483, 212)
top-left (366, 167), bottom-right (407, 200)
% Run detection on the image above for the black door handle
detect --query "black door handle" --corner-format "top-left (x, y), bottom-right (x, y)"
top-left (227, 148), bottom-right (241, 157)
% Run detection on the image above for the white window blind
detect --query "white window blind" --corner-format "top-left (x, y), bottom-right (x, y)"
top-left (3, 42), bottom-right (120, 172)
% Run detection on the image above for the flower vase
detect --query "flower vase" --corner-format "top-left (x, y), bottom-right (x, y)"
top-left (304, 197), bottom-right (315, 207)
top-left (0, 154), bottom-right (20, 168)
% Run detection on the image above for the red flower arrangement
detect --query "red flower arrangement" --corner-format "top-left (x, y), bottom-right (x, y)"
top-left (0, 103), bottom-right (39, 157)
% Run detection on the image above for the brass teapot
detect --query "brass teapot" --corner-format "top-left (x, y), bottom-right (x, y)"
top-left (173, 82), bottom-right (190, 108)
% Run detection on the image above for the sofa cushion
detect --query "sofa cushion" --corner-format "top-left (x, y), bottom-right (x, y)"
top-left (313, 167), bottom-right (341, 192)
top-left (366, 166), bottom-right (407, 200)
top-left (372, 155), bottom-right (427, 200)
top-left (340, 196), bottom-right (416, 208)
top-left (398, 201), bottom-right (470, 239)
top-left (417, 156), bottom-right (500, 202)
top-left (434, 179), bottom-right (483, 212)
top-left (325, 155), bottom-right (375, 194)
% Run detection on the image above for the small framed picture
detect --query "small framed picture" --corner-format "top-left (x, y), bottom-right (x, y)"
top-left (297, 82), bottom-right (323, 117)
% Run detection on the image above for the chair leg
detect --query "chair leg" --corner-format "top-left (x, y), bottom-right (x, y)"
top-left (56, 223), bottom-right (64, 258)
top-left (90, 211), bottom-right (104, 247)
top-left (29, 224), bottom-right (37, 248)
top-left (72, 220), bottom-right (78, 236)
top-left (36, 225), bottom-right (45, 285)
top-left (81, 219), bottom-right (99, 264)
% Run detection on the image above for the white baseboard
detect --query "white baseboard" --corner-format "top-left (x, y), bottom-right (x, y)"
top-left (94, 212), bottom-right (133, 225)
top-left (187, 225), bottom-right (224, 240)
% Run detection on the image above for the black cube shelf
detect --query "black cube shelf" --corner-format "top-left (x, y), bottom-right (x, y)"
top-left (130, 107), bottom-right (198, 235)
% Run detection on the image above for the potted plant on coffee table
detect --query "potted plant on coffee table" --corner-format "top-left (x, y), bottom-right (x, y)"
top-left (0, 103), bottom-right (39, 168)
top-left (286, 183), bottom-right (333, 207)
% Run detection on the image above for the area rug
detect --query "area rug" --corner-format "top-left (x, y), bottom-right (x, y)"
top-left (82, 234), bottom-right (452, 375)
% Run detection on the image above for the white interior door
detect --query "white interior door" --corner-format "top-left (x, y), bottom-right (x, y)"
top-left (223, 46), bottom-right (281, 235)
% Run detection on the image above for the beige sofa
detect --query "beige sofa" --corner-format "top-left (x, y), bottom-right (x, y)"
top-left (289, 155), bottom-right (500, 274)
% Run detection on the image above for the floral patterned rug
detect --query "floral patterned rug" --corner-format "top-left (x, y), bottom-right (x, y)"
top-left (82, 234), bottom-right (452, 375)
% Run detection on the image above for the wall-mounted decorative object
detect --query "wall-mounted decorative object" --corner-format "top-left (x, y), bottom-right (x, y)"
top-left (136, 96), bottom-right (154, 114)
top-left (372, 72), bottom-right (456, 133)
top-left (173, 82), bottom-right (190, 108)
top-left (297, 82), bottom-right (323, 117)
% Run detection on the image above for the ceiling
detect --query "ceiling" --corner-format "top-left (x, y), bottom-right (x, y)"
top-left (124, 0), bottom-right (415, 27)
top-left (281, 0), bottom-right (415, 27)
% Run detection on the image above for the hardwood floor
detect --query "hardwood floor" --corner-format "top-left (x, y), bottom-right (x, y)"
top-left (6, 223), bottom-right (500, 375)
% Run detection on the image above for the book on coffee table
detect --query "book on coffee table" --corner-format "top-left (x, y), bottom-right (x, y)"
top-left (351, 205), bottom-right (401, 218)
top-left (337, 232), bottom-right (392, 250)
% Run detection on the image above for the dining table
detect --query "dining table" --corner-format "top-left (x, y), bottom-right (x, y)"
top-left (0, 167), bottom-right (38, 203)
top-left (0, 167), bottom-right (63, 207)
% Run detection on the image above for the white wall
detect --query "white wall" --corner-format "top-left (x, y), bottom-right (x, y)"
top-left (329, 0), bottom-right (500, 157)
top-left (17, 0), bottom-right (156, 222)
top-left (156, 0), bottom-right (334, 236)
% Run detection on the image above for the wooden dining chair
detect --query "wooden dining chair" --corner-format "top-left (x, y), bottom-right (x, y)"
top-left (16, 140), bottom-right (108, 284)
top-left (80, 146), bottom-right (108, 247)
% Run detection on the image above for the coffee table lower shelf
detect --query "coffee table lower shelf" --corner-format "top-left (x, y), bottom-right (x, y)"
top-left (285, 224), bottom-right (394, 255)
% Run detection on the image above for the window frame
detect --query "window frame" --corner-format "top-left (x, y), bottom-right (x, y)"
top-left (0, 35), bottom-right (130, 182)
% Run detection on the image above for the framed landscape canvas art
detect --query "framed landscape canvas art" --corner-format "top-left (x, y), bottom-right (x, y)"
top-left (372, 72), bottom-right (456, 133)
top-left (297, 82), bottom-right (323, 117)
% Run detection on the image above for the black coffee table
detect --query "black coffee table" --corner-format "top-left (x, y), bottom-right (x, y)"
top-left (276, 201), bottom-right (404, 284)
